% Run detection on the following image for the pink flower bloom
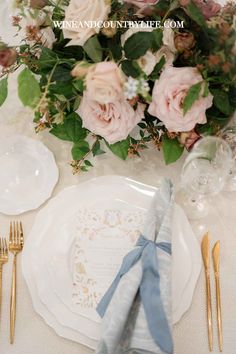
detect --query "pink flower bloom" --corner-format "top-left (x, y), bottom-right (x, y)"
top-left (148, 66), bottom-right (213, 132)
top-left (179, 130), bottom-right (201, 150)
top-left (85, 62), bottom-right (124, 104)
top-left (78, 93), bottom-right (145, 144)
top-left (180, 0), bottom-right (221, 19)
top-left (194, 0), bottom-right (221, 19)
top-left (124, 0), bottom-right (158, 8)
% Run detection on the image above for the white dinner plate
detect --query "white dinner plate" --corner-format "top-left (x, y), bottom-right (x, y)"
top-left (22, 176), bottom-right (201, 348)
top-left (0, 135), bottom-right (59, 215)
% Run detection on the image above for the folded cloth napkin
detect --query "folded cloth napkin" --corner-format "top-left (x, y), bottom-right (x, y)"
top-left (96, 178), bottom-right (174, 354)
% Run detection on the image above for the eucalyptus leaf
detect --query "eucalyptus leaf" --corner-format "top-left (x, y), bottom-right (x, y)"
top-left (84, 36), bottom-right (103, 62)
top-left (18, 68), bottom-right (41, 108)
top-left (0, 77), bottom-right (8, 107)
top-left (124, 32), bottom-right (153, 60)
top-left (162, 136), bottom-right (184, 165)
top-left (183, 82), bottom-right (202, 115)
top-left (71, 141), bottom-right (90, 160)
top-left (107, 137), bottom-right (130, 160)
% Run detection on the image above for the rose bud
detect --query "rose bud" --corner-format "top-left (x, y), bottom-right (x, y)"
top-left (174, 32), bottom-right (196, 52)
top-left (28, 0), bottom-right (47, 9)
top-left (0, 46), bottom-right (17, 68)
top-left (179, 130), bottom-right (201, 151)
top-left (71, 61), bottom-right (94, 79)
top-left (101, 22), bottom-right (117, 38)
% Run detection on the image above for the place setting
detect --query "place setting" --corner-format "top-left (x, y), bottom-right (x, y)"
top-left (0, 0), bottom-right (235, 353)
top-left (0, 131), bottom-right (232, 353)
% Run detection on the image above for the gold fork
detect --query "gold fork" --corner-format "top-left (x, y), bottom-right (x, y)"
top-left (0, 238), bottom-right (8, 319)
top-left (9, 221), bottom-right (24, 344)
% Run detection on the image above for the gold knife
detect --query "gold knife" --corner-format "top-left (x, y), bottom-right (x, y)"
top-left (212, 241), bottom-right (222, 352)
top-left (201, 232), bottom-right (213, 351)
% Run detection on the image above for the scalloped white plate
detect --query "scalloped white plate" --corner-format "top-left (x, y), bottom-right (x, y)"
top-left (22, 176), bottom-right (201, 348)
top-left (0, 135), bottom-right (59, 215)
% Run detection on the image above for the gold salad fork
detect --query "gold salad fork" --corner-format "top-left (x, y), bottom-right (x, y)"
top-left (9, 221), bottom-right (24, 344)
top-left (0, 238), bottom-right (8, 318)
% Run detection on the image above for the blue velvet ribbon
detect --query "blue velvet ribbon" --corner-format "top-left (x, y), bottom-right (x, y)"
top-left (97, 235), bottom-right (173, 354)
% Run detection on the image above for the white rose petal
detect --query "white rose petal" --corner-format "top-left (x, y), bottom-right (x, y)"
top-left (63, 0), bottom-right (111, 46)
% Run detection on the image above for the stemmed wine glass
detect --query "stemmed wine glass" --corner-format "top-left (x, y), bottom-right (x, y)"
top-left (221, 126), bottom-right (236, 191)
top-left (177, 136), bottom-right (233, 219)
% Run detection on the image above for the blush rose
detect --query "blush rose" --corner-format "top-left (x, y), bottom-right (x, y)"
top-left (78, 93), bottom-right (145, 144)
top-left (148, 66), bottom-right (213, 132)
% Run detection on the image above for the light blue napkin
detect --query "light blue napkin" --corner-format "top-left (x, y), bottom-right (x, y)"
top-left (96, 178), bottom-right (174, 354)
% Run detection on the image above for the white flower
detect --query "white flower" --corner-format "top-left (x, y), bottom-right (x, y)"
top-left (124, 77), bottom-right (139, 100)
top-left (124, 77), bottom-right (150, 100)
top-left (137, 51), bottom-right (157, 75)
top-left (20, 6), bottom-right (53, 28)
top-left (155, 45), bottom-right (175, 67)
top-left (121, 26), bottom-right (153, 47)
top-left (39, 27), bottom-right (56, 49)
top-left (162, 24), bottom-right (176, 53)
top-left (63, 0), bottom-right (111, 46)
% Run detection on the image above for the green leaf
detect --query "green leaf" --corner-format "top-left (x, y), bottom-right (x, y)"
top-left (73, 79), bottom-right (84, 92)
top-left (203, 82), bottom-right (210, 97)
top-left (84, 36), bottom-right (103, 63)
top-left (92, 140), bottom-right (105, 156)
top-left (50, 113), bottom-right (87, 142)
top-left (150, 56), bottom-right (166, 80)
top-left (84, 159), bottom-right (93, 167)
top-left (183, 82), bottom-right (202, 115)
top-left (124, 32), bottom-right (153, 60)
top-left (211, 89), bottom-right (231, 116)
top-left (52, 64), bottom-right (72, 83)
top-left (0, 77), bottom-right (8, 107)
top-left (162, 136), bottom-right (184, 165)
top-left (71, 141), bottom-right (90, 160)
top-left (121, 60), bottom-right (141, 78)
top-left (18, 68), bottom-right (41, 108)
top-left (186, 1), bottom-right (207, 29)
top-left (107, 137), bottom-right (130, 160)
top-left (38, 47), bottom-right (58, 70)
top-left (151, 29), bottom-right (163, 52)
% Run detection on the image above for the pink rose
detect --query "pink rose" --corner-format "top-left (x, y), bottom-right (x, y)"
top-left (124, 0), bottom-right (158, 8)
top-left (0, 48), bottom-right (17, 68)
top-left (124, 0), bottom-right (158, 16)
top-left (78, 93), bottom-right (145, 144)
top-left (148, 66), bottom-right (213, 132)
top-left (85, 62), bottom-right (124, 104)
top-left (194, 0), bottom-right (221, 19)
top-left (180, 0), bottom-right (221, 19)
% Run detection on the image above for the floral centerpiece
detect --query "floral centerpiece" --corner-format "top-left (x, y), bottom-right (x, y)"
top-left (0, 0), bottom-right (235, 172)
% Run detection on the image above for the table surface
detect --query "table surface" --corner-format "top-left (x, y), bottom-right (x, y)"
top-left (0, 1), bottom-right (235, 352)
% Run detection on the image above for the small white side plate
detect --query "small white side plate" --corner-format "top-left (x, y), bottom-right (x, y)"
top-left (0, 135), bottom-right (59, 215)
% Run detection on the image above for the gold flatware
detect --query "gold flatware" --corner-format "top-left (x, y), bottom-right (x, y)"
top-left (9, 221), bottom-right (24, 344)
top-left (212, 241), bottom-right (222, 352)
top-left (0, 238), bottom-right (8, 319)
top-left (201, 232), bottom-right (213, 352)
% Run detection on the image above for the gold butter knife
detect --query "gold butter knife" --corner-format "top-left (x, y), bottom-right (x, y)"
top-left (212, 241), bottom-right (222, 352)
top-left (201, 232), bottom-right (213, 351)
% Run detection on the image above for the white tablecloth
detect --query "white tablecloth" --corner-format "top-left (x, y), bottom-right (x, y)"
top-left (0, 1), bottom-right (235, 351)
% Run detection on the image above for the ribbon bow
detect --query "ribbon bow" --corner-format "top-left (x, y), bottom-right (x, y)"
top-left (97, 235), bottom-right (173, 354)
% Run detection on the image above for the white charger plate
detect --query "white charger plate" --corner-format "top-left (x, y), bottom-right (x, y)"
top-left (0, 135), bottom-right (59, 215)
top-left (22, 176), bottom-right (201, 348)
